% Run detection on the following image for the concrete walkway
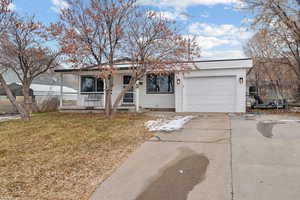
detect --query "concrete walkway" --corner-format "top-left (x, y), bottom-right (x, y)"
top-left (231, 114), bottom-right (300, 200)
top-left (91, 114), bottom-right (232, 200)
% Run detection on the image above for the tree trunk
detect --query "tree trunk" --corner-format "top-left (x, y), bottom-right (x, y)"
top-left (294, 60), bottom-right (300, 101)
top-left (22, 82), bottom-right (32, 120)
top-left (104, 76), bottom-right (113, 118)
top-left (0, 74), bottom-right (29, 120)
top-left (296, 79), bottom-right (300, 101)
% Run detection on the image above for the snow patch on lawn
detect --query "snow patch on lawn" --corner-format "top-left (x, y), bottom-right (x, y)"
top-left (145, 116), bottom-right (195, 132)
top-left (0, 115), bottom-right (21, 122)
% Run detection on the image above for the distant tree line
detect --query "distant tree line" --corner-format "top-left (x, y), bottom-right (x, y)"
top-left (243, 0), bottom-right (300, 101)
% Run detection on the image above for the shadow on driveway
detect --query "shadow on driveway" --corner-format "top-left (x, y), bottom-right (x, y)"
top-left (136, 147), bottom-right (209, 200)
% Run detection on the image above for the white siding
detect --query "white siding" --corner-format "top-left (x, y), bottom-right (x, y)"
top-left (76, 73), bottom-right (175, 109)
top-left (62, 59), bottom-right (252, 111)
top-left (139, 76), bottom-right (175, 109)
top-left (175, 68), bottom-right (247, 113)
top-left (191, 59), bottom-right (252, 70)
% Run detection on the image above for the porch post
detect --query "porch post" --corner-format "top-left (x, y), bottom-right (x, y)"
top-left (103, 79), bottom-right (106, 108)
top-left (135, 80), bottom-right (140, 113)
top-left (77, 74), bottom-right (80, 105)
top-left (60, 73), bottom-right (63, 108)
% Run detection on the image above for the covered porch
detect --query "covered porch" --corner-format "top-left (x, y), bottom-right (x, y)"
top-left (57, 71), bottom-right (140, 112)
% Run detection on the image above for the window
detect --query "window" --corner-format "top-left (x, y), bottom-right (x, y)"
top-left (81, 76), bottom-right (104, 93)
top-left (96, 78), bottom-right (104, 92)
top-left (123, 75), bottom-right (132, 85)
top-left (146, 74), bottom-right (174, 94)
top-left (249, 86), bottom-right (257, 96)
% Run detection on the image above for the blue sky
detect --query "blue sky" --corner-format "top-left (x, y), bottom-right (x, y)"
top-left (11, 0), bottom-right (253, 60)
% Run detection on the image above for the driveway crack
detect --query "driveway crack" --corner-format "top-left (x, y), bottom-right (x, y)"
top-left (229, 118), bottom-right (234, 200)
top-left (147, 137), bottom-right (230, 144)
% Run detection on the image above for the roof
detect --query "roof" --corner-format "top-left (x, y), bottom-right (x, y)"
top-left (30, 83), bottom-right (77, 93)
top-left (54, 58), bottom-right (253, 73)
top-left (0, 83), bottom-right (34, 96)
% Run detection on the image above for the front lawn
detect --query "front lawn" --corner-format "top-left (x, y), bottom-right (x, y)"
top-left (0, 112), bottom-right (153, 200)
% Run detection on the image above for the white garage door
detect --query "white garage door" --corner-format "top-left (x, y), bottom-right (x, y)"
top-left (183, 76), bottom-right (236, 112)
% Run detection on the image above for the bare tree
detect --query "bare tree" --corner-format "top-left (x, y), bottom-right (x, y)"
top-left (111, 10), bottom-right (200, 114)
top-left (245, 30), bottom-right (297, 100)
top-left (53, 0), bottom-right (136, 117)
top-left (0, 0), bottom-right (29, 119)
top-left (53, 0), bottom-right (200, 118)
top-left (0, 0), bottom-right (11, 32)
top-left (242, 0), bottom-right (300, 99)
top-left (0, 15), bottom-right (60, 120)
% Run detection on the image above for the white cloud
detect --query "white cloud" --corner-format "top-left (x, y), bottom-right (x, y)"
top-left (223, 1), bottom-right (245, 11)
top-left (201, 49), bottom-right (245, 59)
top-left (51, 0), bottom-right (69, 13)
top-left (188, 23), bottom-right (252, 40)
top-left (159, 11), bottom-right (177, 20)
top-left (195, 35), bottom-right (240, 49)
top-left (8, 3), bottom-right (16, 11)
top-left (186, 22), bottom-right (252, 55)
top-left (139, 0), bottom-right (239, 8)
top-left (148, 10), bottom-right (188, 21)
top-left (234, 1), bottom-right (247, 10)
top-left (241, 17), bottom-right (253, 25)
top-left (200, 12), bottom-right (209, 18)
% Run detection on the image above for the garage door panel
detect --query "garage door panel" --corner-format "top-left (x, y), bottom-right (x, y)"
top-left (185, 105), bottom-right (235, 113)
top-left (186, 100), bottom-right (234, 104)
top-left (183, 76), bottom-right (236, 112)
top-left (186, 94), bottom-right (234, 99)
top-left (186, 98), bottom-right (234, 104)
top-left (186, 91), bottom-right (234, 96)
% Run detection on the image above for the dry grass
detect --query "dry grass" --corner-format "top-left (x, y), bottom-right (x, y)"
top-left (0, 99), bottom-right (17, 113)
top-left (0, 112), bottom-right (154, 200)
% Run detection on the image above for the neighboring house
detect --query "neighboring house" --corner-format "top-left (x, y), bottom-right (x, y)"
top-left (0, 83), bottom-right (34, 96)
top-left (0, 82), bottom-right (77, 113)
top-left (246, 58), bottom-right (298, 101)
top-left (0, 69), bottom-right (78, 113)
top-left (29, 83), bottom-right (78, 105)
top-left (2, 68), bottom-right (78, 90)
top-left (1, 69), bottom-right (77, 101)
top-left (0, 83), bottom-right (34, 114)
top-left (55, 58), bottom-right (252, 113)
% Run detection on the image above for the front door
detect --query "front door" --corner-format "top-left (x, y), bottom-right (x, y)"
top-left (123, 75), bottom-right (134, 104)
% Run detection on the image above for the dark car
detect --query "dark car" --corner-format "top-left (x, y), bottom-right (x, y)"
top-left (251, 95), bottom-right (287, 109)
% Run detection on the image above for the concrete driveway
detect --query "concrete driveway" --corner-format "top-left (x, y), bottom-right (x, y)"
top-left (90, 113), bottom-right (300, 200)
top-left (91, 113), bottom-right (232, 200)
top-left (231, 114), bottom-right (300, 200)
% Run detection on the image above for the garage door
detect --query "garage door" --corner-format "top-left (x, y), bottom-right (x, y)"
top-left (183, 76), bottom-right (236, 112)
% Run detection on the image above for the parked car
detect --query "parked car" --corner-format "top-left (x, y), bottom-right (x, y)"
top-left (251, 95), bottom-right (287, 109)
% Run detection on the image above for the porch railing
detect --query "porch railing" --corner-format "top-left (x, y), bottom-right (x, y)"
top-left (59, 91), bottom-right (136, 109)
top-left (80, 92), bottom-right (104, 108)
top-left (122, 91), bottom-right (136, 105)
